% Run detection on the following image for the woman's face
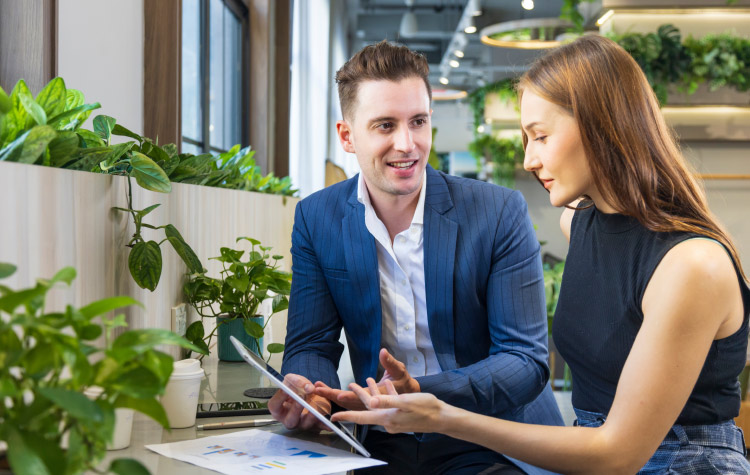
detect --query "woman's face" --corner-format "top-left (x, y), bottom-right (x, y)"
top-left (520, 90), bottom-right (600, 208)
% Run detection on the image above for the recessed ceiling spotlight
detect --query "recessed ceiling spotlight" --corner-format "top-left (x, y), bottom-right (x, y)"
top-left (464, 25), bottom-right (477, 34)
top-left (521, 0), bottom-right (534, 11)
top-left (439, 77), bottom-right (450, 85)
top-left (449, 59), bottom-right (460, 68)
top-left (454, 50), bottom-right (465, 58)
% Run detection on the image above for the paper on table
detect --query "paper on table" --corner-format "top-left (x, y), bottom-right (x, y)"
top-left (145, 429), bottom-right (386, 475)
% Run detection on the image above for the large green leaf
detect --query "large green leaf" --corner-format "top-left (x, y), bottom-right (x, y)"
top-left (79, 295), bottom-right (142, 320)
top-left (0, 128), bottom-right (31, 161)
top-left (129, 151), bottom-right (172, 193)
top-left (267, 343), bottom-right (284, 354)
top-left (112, 328), bottom-right (208, 354)
top-left (128, 240), bottom-right (162, 291)
top-left (0, 262), bottom-right (16, 278)
top-left (0, 284), bottom-right (48, 313)
top-left (35, 77), bottom-right (67, 119)
top-left (93, 115), bottom-right (117, 141)
top-left (47, 130), bottom-right (79, 167)
top-left (66, 88), bottom-right (84, 109)
top-left (111, 123), bottom-right (143, 142)
top-left (18, 87), bottom-right (47, 126)
top-left (47, 102), bottom-right (101, 130)
top-left (112, 366), bottom-right (163, 398)
top-left (114, 395), bottom-right (170, 430)
top-left (272, 294), bottom-right (289, 313)
top-left (15, 125), bottom-right (57, 164)
top-left (38, 387), bottom-right (104, 421)
top-left (6, 428), bottom-right (51, 475)
top-left (243, 319), bottom-right (264, 339)
top-left (77, 129), bottom-right (105, 148)
top-left (109, 458), bottom-right (151, 475)
top-left (164, 224), bottom-right (203, 273)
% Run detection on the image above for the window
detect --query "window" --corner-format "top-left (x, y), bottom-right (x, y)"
top-left (181, 0), bottom-right (247, 154)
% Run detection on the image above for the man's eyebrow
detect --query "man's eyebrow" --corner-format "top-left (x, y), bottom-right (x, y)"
top-left (368, 116), bottom-right (396, 125)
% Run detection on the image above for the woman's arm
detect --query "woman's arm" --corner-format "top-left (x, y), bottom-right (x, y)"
top-left (334, 239), bottom-right (743, 475)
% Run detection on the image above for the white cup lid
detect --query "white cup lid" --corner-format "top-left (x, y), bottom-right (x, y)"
top-left (171, 358), bottom-right (204, 380)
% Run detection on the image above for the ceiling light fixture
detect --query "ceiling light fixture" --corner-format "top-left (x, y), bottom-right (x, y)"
top-left (596, 10), bottom-right (614, 26)
top-left (454, 50), bottom-right (465, 58)
top-left (521, 0), bottom-right (534, 11)
top-left (480, 18), bottom-right (574, 49)
top-left (449, 59), bottom-right (460, 68)
top-left (439, 77), bottom-right (450, 85)
top-left (399, 0), bottom-right (418, 37)
top-left (468, 0), bottom-right (482, 16)
top-left (464, 24), bottom-right (477, 34)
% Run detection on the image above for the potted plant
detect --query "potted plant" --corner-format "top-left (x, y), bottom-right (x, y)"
top-left (0, 262), bottom-right (206, 474)
top-left (184, 237), bottom-right (291, 362)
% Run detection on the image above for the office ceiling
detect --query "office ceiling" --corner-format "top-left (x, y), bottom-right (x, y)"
top-left (350, 0), bottom-right (585, 91)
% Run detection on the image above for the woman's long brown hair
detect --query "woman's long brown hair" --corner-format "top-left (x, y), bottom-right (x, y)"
top-left (517, 34), bottom-right (746, 281)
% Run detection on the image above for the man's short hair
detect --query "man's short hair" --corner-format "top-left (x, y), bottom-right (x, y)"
top-left (335, 40), bottom-right (432, 121)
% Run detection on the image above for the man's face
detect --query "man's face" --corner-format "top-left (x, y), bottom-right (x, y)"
top-left (336, 77), bottom-right (432, 202)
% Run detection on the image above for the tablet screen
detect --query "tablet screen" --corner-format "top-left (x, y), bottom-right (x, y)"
top-left (229, 336), bottom-right (371, 458)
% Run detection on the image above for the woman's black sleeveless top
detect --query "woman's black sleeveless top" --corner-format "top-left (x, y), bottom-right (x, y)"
top-left (553, 205), bottom-right (750, 425)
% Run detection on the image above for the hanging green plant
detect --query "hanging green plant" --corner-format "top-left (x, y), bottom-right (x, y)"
top-left (468, 134), bottom-right (524, 188)
top-left (466, 78), bottom-right (517, 135)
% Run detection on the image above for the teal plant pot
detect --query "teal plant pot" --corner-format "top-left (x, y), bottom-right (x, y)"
top-left (217, 315), bottom-right (263, 362)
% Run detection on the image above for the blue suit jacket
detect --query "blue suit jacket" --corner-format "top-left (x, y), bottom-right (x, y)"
top-left (282, 166), bottom-right (563, 475)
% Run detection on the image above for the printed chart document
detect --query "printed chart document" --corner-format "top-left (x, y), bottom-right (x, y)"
top-left (145, 429), bottom-right (386, 474)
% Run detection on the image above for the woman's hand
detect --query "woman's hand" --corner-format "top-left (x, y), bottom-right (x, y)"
top-left (330, 378), bottom-right (448, 434)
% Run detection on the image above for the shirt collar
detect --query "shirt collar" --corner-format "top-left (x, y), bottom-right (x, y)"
top-left (357, 170), bottom-right (427, 226)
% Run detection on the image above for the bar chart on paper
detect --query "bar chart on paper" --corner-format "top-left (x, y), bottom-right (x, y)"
top-left (146, 429), bottom-right (386, 475)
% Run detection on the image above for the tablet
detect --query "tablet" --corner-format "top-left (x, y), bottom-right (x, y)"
top-left (229, 336), bottom-right (371, 457)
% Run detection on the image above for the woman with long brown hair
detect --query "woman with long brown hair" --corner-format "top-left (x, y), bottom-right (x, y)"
top-left (331, 35), bottom-right (750, 474)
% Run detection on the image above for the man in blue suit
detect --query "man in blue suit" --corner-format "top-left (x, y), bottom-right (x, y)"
top-left (268, 41), bottom-right (563, 474)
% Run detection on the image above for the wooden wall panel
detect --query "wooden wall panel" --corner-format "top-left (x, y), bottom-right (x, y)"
top-left (144, 0), bottom-right (181, 148)
top-left (0, 0), bottom-right (56, 93)
top-left (0, 161), bottom-right (298, 366)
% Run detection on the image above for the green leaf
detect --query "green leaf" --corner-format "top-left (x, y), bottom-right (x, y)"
top-left (50, 266), bottom-right (76, 286)
top-left (164, 224), bottom-right (203, 273)
top-left (24, 344), bottom-right (57, 377)
top-left (93, 115), bottom-right (117, 141)
top-left (0, 85), bottom-right (11, 114)
top-left (226, 275), bottom-right (250, 293)
top-left (17, 82), bottom-right (47, 126)
top-left (35, 77), bottom-right (67, 119)
top-left (185, 320), bottom-right (205, 341)
top-left (38, 387), bottom-right (104, 421)
top-left (109, 458), bottom-right (151, 475)
top-left (112, 366), bottom-right (163, 398)
top-left (77, 128), bottom-right (105, 148)
top-left (137, 203), bottom-right (161, 219)
top-left (47, 130), bottom-right (79, 167)
top-left (114, 394), bottom-right (170, 430)
top-left (6, 428), bottom-right (51, 475)
top-left (0, 284), bottom-right (48, 313)
top-left (128, 240), bottom-right (162, 291)
top-left (0, 262), bottom-right (16, 278)
top-left (66, 88), bottom-right (84, 109)
top-left (0, 328), bottom-right (22, 366)
top-left (267, 343), bottom-right (285, 354)
top-left (15, 125), bottom-right (57, 164)
top-left (272, 294), bottom-right (289, 313)
top-left (113, 328), bottom-right (208, 354)
top-left (0, 375), bottom-right (18, 398)
top-left (99, 141), bottom-right (134, 171)
top-left (237, 236), bottom-right (261, 247)
top-left (112, 123), bottom-right (143, 142)
top-left (129, 151), bottom-right (172, 193)
top-left (78, 323), bottom-right (103, 340)
top-left (243, 319), bottom-right (264, 339)
top-left (142, 349), bottom-right (175, 383)
top-left (47, 102), bottom-right (101, 130)
top-left (0, 128), bottom-right (30, 161)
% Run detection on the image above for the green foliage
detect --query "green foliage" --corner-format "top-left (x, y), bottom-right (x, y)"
top-left (543, 261), bottom-right (565, 333)
top-left (184, 238), bottom-right (292, 361)
top-left (466, 79), bottom-right (517, 134)
top-left (468, 134), bottom-right (524, 188)
top-left (559, 0), bottom-right (598, 32)
top-left (0, 264), bottom-right (206, 474)
top-left (0, 77), bottom-right (297, 196)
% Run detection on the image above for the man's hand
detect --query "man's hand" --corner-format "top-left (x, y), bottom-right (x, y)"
top-left (268, 373), bottom-right (331, 431)
top-left (314, 348), bottom-right (420, 410)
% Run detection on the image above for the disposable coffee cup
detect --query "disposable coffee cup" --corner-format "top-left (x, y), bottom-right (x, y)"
top-left (161, 359), bottom-right (205, 428)
top-left (83, 386), bottom-right (134, 450)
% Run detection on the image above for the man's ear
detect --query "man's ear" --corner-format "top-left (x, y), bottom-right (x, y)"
top-left (336, 120), bottom-right (356, 154)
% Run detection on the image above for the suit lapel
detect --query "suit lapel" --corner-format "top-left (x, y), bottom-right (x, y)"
top-left (342, 182), bottom-right (382, 378)
top-left (423, 167), bottom-right (459, 371)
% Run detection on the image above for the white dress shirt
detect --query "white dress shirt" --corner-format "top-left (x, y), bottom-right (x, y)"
top-left (357, 171), bottom-right (442, 378)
